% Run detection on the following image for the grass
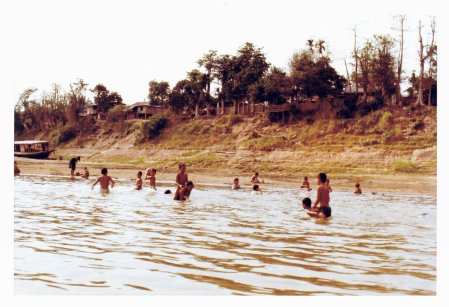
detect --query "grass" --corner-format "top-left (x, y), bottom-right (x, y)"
top-left (390, 159), bottom-right (419, 173)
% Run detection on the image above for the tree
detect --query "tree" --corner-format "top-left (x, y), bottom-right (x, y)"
top-left (371, 35), bottom-right (396, 105)
top-left (92, 83), bottom-right (123, 113)
top-left (168, 80), bottom-right (191, 113)
top-left (197, 50), bottom-right (218, 115)
top-left (416, 18), bottom-right (436, 106)
top-left (148, 80), bottom-right (170, 106)
top-left (393, 15), bottom-right (406, 105)
top-left (289, 47), bottom-right (345, 99)
top-left (186, 69), bottom-right (207, 117)
top-left (214, 54), bottom-right (233, 115)
top-left (66, 79), bottom-right (88, 126)
top-left (231, 42), bottom-right (270, 113)
top-left (259, 67), bottom-right (291, 105)
top-left (15, 87), bottom-right (38, 130)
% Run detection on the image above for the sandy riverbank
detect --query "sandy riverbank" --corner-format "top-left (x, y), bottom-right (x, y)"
top-left (14, 157), bottom-right (436, 195)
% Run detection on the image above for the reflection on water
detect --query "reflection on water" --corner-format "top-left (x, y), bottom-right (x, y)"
top-left (14, 175), bottom-right (436, 295)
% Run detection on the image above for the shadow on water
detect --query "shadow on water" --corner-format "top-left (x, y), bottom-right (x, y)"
top-left (14, 174), bottom-right (436, 295)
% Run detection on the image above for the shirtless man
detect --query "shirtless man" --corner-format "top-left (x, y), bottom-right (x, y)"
top-left (174, 181), bottom-right (194, 201)
top-left (92, 168), bottom-right (115, 193)
top-left (307, 173), bottom-right (331, 218)
top-left (69, 156), bottom-right (80, 177)
top-left (176, 163), bottom-right (188, 189)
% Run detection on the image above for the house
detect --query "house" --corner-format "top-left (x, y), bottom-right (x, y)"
top-left (126, 102), bottom-right (164, 120)
top-left (80, 102), bottom-right (98, 117)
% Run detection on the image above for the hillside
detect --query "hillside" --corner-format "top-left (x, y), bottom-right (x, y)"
top-left (23, 106), bottom-right (435, 180)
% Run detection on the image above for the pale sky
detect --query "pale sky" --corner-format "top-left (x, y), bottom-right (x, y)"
top-left (0, 0), bottom-right (441, 105)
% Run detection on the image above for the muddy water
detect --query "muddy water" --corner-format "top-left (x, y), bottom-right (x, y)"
top-left (14, 175), bottom-right (436, 295)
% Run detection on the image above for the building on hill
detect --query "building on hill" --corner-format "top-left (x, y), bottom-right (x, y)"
top-left (126, 102), bottom-right (165, 120)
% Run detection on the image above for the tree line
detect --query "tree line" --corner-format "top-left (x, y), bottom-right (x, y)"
top-left (15, 16), bottom-right (436, 135)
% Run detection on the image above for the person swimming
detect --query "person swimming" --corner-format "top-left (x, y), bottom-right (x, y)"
top-left (251, 184), bottom-right (262, 194)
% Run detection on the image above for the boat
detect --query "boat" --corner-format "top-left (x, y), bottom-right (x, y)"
top-left (14, 140), bottom-right (55, 159)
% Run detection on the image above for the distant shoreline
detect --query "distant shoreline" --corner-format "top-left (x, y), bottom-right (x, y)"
top-left (15, 157), bottom-right (436, 196)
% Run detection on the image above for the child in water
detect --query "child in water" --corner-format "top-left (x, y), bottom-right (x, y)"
top-left (92, 168), bottom-right (115, 193)
top-left (136, 171), bottom-right (143, 190)
top-left (300, 176), bottom-right (311, 191)
top-left (232, 178), bottom-right (241, 190)
top-left (251, 172), bottom-right (263, 183)
top-left (252, 184), bottom-right (262, 194)
top-left (148, 168), bottom-right (157, 190)
top-left (174, 181), bottom-right (194, 201)
top-left (176, 163), bottom-right (188, 188)
top-left (81, 167), bottom-right (90, 179)
top-left (354, 182), bottom-right (362, 194)
top-left (307, 173), bottom-right (331, 218)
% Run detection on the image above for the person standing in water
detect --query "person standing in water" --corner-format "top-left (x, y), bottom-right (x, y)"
top-left (176, 163), bottom-right (188, 188)
top-left (69, 156), bottom-right (80, 177)
top-left (92, 168), bottom-right (115, 193)
top-left (136, 171), bottom-right (143, 190)
top-left (307, 173), bottom-right (331, 218)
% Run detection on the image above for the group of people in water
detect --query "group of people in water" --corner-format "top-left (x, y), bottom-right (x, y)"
top-left (14, 156), bottom-right (365, 219)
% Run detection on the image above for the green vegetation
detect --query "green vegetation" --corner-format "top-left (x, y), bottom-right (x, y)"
top-left (135, 115), bottom-right (169, 143)
top-left (391, 159), bottom-right (418, 173)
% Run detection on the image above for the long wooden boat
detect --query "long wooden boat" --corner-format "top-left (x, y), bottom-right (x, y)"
top-left (14, 140), bottom-right (55, 159)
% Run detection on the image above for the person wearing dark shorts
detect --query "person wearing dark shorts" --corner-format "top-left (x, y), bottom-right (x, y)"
top-left (69, 156), bottom-right (80, 176)
top-left (320, 206), bottom-right (332, 217)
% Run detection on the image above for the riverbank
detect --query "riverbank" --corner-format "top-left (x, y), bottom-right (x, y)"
top-left (15, 157), bottom-right (436, 195)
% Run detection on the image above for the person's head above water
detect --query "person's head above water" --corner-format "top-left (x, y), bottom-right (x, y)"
top-left (302, 197), bottom-right (312, 209)
top-left (77, 156), bottom-right (81, 161)
top-left (304, 176), bottom-right (308, 181)
top-left (234, 178), bottom-right (239, 183)
top-left (355, 182), bottom-right (360, 187)
top-left (317, 173), bottom-right (327, 184)
top-left (164, 190), bottom-right (172, 194)
top-left (186, 181), bottom-right (194, 188)
top-left (253, 184), bottom-right (260, 191)
top-left (179, 163), bottom-right (186, 172)
top-left (137, 171), bottom-right (142, 177)
top-left (101, 168), bottom-right (108, 175)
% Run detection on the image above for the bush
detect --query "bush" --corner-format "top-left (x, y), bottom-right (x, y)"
top-left (58, 125), bottom-right (77, 143)
top-left (391, 159), bottom-right (418, 173)
top-left (79, 116), bottom-right (98, 134)
top-left (337, 94), bottom-right (358, 119)
top-left (378, 111), bottom-right (393, 130)
top-left (359, 97), bottom-right (384, 116)
top-left (381, 126), bottom-right (403, 144)
top-left (227, 114), bottom-right (244, 126)
top-left (106, 105), bottom-right (127, 122)
top-left (136, 115), bottom-right (168, 143)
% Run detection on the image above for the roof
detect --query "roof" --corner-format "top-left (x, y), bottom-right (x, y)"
top-left (129, 102), bottom-right (164, 109)
top-left (129, 102), bottom-right (151, 108)
top-left (14, 140), bottom-right (49, 145)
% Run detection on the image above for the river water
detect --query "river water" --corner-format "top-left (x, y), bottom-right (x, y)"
top-left (14, 175), bottom-right (436, 295)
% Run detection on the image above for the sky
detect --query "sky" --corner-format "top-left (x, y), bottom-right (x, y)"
top-left (0, 0), bottom-right (441, 106)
